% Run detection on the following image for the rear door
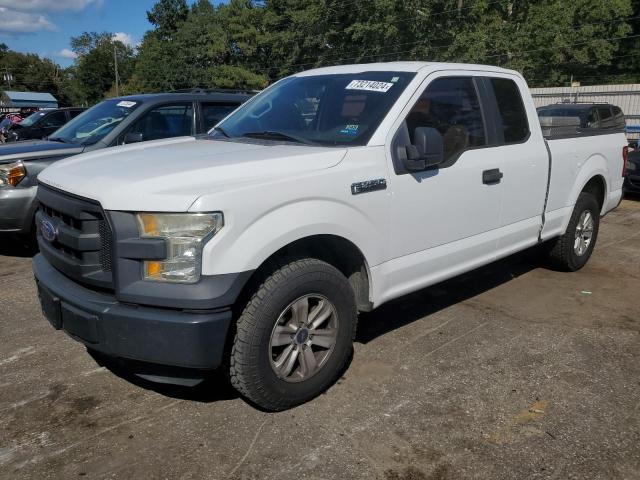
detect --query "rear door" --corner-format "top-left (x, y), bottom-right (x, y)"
top-left (485, 76), bottom-right (549, 253)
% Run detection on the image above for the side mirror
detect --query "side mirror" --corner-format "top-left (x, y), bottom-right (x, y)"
top-left (401, 127), bottom-right (444, 171)
top-left (123, 132), bottom-right (144, 144)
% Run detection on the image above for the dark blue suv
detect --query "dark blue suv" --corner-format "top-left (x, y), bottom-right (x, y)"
top-left (0, 90), bottom-right (253, 238)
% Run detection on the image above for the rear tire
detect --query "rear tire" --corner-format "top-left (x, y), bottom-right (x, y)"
top-left (230, 258), bottom-right (357, 411)
top-left (546, 192), bottom-right (600, 271)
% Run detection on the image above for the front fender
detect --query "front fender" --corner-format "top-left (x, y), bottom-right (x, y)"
top-left (201, 198), bottom-right (384, 276)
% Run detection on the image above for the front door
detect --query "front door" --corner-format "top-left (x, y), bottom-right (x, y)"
top-left (380, 73), bottom-right (504, 301)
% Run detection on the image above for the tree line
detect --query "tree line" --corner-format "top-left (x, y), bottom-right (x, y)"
top-left (2, 0), bottom-right (640, 107)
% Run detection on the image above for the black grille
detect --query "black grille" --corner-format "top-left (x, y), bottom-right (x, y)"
top-left (36, 185), bottom-right (114, 290)
top-left (99, 220), bottom-right (113, 272)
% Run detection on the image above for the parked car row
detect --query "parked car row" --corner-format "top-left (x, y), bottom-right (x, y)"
top-left (0, 90), bottom-right (252, 238)
top-left (0, 108), bottom-right (86, 143)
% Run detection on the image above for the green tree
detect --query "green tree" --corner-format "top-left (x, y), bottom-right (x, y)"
top-left (134, 0), bottom-right (639, 90)
top-left (147, 0), bottom-right (189, 38)
top-left (0, 47), bottom-right (78, 105)
top-left (70, 32), bottom-right (136, 104)
top-left (135, 0), bottom-right (266, 91)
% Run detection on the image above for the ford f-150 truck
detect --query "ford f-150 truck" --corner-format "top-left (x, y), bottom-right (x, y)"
top-left (33, 62), bottom-right (627, 411)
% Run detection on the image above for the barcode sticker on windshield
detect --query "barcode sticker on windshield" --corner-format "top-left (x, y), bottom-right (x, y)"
top-left (117, 101), bottom-right (136, 108)
top-left (345, 80), bottom-right (394, 93)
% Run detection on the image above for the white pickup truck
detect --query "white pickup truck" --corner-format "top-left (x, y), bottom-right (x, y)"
top-left (33, 62), bottom-right (627, 411)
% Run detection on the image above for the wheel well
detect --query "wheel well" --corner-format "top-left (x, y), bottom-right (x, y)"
top-left (582, 175), bottom-right (606, 211)
top-left (236, 235), bottom-right (372, 313)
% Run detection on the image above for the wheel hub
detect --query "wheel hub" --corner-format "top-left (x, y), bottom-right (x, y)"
top-left (295, 328), bottom-right (309, 344)
top-left (268, 294), bottom-right (339, 383)
top-left (574, 210), bottom-right (594, 256)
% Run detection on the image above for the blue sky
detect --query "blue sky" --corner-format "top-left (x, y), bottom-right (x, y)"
top-left (0, 0), bottom-right (212, 67)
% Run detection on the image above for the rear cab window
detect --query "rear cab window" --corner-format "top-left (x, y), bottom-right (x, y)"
top-left (489, 78), bottom-right (530, 143)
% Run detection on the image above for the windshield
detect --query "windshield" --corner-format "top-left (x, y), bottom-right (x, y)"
top-left (214, 71), bottom-right (416, 146)
top-left (19, 111), bottom-right (46, 127)
top-left (50, 99), bottom-right (140, 145)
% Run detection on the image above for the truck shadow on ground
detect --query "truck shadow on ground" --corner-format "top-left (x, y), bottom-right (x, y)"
top-left (355, 248), bottom-right (541, 344)
top-left (0, 233), bottom-right (38, 258)
top-left (88, 350), bottom-right (240, 403)
top-left (95, 247), bottom-right (543, 405)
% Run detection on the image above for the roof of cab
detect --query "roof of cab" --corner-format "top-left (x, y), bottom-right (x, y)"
top-left (295, 61), bottom-right (520, 77)
top-left (104, 91), bottom-right (254, 104)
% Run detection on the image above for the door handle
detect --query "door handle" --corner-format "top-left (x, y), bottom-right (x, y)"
top-left (482, 168), bottom-right (503, 184)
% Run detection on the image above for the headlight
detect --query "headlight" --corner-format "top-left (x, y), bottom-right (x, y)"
top-left (0, 161), bottom-right (26, 187)
top-left (136, 212), bottom-right (224, 283)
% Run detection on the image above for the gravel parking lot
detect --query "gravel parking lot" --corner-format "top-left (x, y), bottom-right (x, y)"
top-left (1, 199), bottom-right (639, 480)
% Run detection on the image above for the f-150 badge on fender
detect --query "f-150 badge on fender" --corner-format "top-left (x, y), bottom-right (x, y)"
top-left (351, 179), bottom-right (387, 195)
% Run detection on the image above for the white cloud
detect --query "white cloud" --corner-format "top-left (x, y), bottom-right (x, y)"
top-left (56, 48), bottom-right (78, 59)
top-left (0, 0), bottom-right (100, 12)
top-left (0, 7), bottom-right (56, 35)
top-left (112, 32), bottom-right (136, 48)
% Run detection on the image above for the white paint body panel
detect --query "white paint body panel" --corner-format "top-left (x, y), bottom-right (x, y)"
top-left (38, 62), bottom-right (627, 309)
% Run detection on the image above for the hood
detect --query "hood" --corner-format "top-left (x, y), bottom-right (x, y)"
top-left (39, 136), bottom-right (347, 212)
top-left (0, 140), bottom-right (84, 163)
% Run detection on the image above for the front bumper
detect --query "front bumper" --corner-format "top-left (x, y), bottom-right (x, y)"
top-left (33, 253), bottom-right (233, 372)
top-left (0, 185), bottom-right (37, 234)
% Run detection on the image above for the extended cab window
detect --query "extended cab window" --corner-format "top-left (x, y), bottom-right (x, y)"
top-left (403, 76), bottom-right (486, 163)
top-left (129, 103), bottom-right (194, 141)
top-left (490, 78), bottom-right (529, 143)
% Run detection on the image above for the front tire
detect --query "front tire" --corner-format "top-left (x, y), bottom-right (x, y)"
top-left (230, 258), bottom-right (357, 411)
top-left (547, 192), bottom-right (600, 271)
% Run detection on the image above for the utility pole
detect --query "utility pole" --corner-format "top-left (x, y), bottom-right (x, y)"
top-left (114, 46), bottom-right (120, 96)
top-left (3, 68), bottom-right (12, 88)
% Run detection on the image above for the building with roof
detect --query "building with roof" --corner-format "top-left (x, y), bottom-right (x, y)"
top-left (0, 90), bottom-right (58, 112)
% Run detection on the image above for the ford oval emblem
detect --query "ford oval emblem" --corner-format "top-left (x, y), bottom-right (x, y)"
top-left (41, 219), bottom-right (57, 243)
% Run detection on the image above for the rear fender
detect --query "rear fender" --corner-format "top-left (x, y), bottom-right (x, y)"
top-left (559, 154), bottom-right (608, 233)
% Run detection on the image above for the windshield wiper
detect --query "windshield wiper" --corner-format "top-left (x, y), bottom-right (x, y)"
top-left (241, 130), bottom-right (310, 144)
top-left (213, 126), bottom-right (230, 138)
top-left (48, 137), bottom-right (72, 144)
